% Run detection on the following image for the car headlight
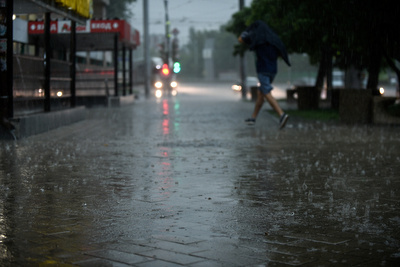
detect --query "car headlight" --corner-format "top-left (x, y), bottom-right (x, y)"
top-left (170, 81), bottom-right (178, 88)
top-left (155, 89), bottom-right (162, 98)
top-left (155, 81), bottom-right (163, 89)
top-left (231, 85), bottom-right (242, 91)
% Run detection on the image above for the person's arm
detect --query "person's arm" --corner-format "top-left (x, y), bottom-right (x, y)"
top-left (239, 31), bottom-right (251, 44)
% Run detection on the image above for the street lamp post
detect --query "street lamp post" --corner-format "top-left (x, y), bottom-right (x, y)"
top-left (164, 0), bottom-right (170, 66)
top-left (143, 0), bottom-right (150, 97)
top-left (239, 0), bottom-right (247, 99)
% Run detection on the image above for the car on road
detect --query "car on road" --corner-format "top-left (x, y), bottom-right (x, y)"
top-left (231, 76), bottom-right (260, 92)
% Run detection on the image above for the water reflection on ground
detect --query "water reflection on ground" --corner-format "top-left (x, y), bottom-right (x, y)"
top-left (1, 83), bottom-right (399, 266)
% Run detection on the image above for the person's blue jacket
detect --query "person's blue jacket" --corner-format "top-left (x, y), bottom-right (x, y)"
top-left (254, 43), bottom-right (278, 74)
top-left (240, 20), bottom-right (291, 67)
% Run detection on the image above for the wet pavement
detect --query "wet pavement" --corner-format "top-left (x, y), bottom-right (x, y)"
top-left (1, 82), bottom-right (400, 266)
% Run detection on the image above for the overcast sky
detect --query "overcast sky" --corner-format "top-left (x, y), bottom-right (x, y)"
top-left (129, 0), bottom-right (252, 45)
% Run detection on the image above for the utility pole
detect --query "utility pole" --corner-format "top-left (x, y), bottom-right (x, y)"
top-left (164, 0), bottom-right (170, 66)
top-left (143, 0), bottom-right (150, 97)
top-left (0, 0), bottom-right (14, 119)
top-left (239, 0), bottom-right (247, 99)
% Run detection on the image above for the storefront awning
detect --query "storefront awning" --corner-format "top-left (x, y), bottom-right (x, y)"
top-left (28, 19), bottom-right (140, 51)
top-left (14, 0), bottom-right (90, 24)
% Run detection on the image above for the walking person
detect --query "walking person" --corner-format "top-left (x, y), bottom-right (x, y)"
top-left (238, 20), bottom-right (291, 129)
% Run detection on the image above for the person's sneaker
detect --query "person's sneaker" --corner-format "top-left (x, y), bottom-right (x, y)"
top-left (279, 113), bottom-right (289, 129)
top-left (245, 118), bottom-right (256, 125)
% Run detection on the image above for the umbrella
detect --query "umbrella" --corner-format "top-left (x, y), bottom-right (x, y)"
top-left (243, 20), bottom-right (291, 67)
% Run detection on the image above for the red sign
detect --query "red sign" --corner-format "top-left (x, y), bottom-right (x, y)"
top-left (28, 21), bottom-right (58, 34)
top-left (58, 21), bottom-right (89, 33)
top-left (90, 20), bottom-right (121, 33)
top-left (28, 20), bottom-right (124, 34)
top-left (28, 19), bottom-right (140, 46)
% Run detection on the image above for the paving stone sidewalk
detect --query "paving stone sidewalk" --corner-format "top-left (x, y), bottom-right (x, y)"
top-left (1, 84), bottom-right (400, 266)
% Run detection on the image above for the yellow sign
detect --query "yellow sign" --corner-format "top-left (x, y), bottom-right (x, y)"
top-left (54, 0), bottom-right (93, 18)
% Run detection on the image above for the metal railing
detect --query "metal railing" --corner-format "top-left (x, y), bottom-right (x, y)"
top-left (12, 55), bottom-right (122, 116)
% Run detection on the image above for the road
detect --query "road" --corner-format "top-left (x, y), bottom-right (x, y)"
top-left (1, 81), bottom-right (399, 266)
top-left (154, 81), bottom-right (289, 101)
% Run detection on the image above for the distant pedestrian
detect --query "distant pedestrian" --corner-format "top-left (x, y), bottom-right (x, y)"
top-left (238, 20), bottom-right (291, 129)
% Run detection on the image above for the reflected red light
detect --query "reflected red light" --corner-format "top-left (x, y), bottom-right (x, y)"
top-left (163, 99), bottom-right (169, 115)
top-left (163, 119), bottom-right (169, 135)
top-left (163, 99), bottom-right (169, 135)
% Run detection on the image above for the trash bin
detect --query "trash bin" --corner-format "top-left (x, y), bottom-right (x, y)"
top-left (339, 89), bottom-right (372, 124)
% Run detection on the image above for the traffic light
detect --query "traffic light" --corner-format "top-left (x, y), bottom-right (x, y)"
top-left (173, 62), bottom-right (181, 73)
top-left (161, 63), bottom-right (170, 76)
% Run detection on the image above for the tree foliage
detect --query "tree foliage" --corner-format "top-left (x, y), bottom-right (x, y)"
top-left (179, 26), bottom-right (239, 79)
top-left (225, 7), bottom-right (251, 57)
top-left (226, 0), bottom-right (400, 90)
top-left (106, 0), bottom-right (136, 20)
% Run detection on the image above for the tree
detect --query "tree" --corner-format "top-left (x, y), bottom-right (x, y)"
top-left (235, 0), bottom-right (338, 90)
top-left (339, 0), bottom-right (400, 92)
top-left (179, 28), bottom-right (204, 78)
top-left (226, 0), bottom-right (400, 93)
top-left (225, 7), bottom-right (251, 57)
top-left (179, 27), bottom-right (239, 79)
top-left (214, 25), bottom-right (240, 76)
top-left (106, 0), bottom-right (136, 20)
